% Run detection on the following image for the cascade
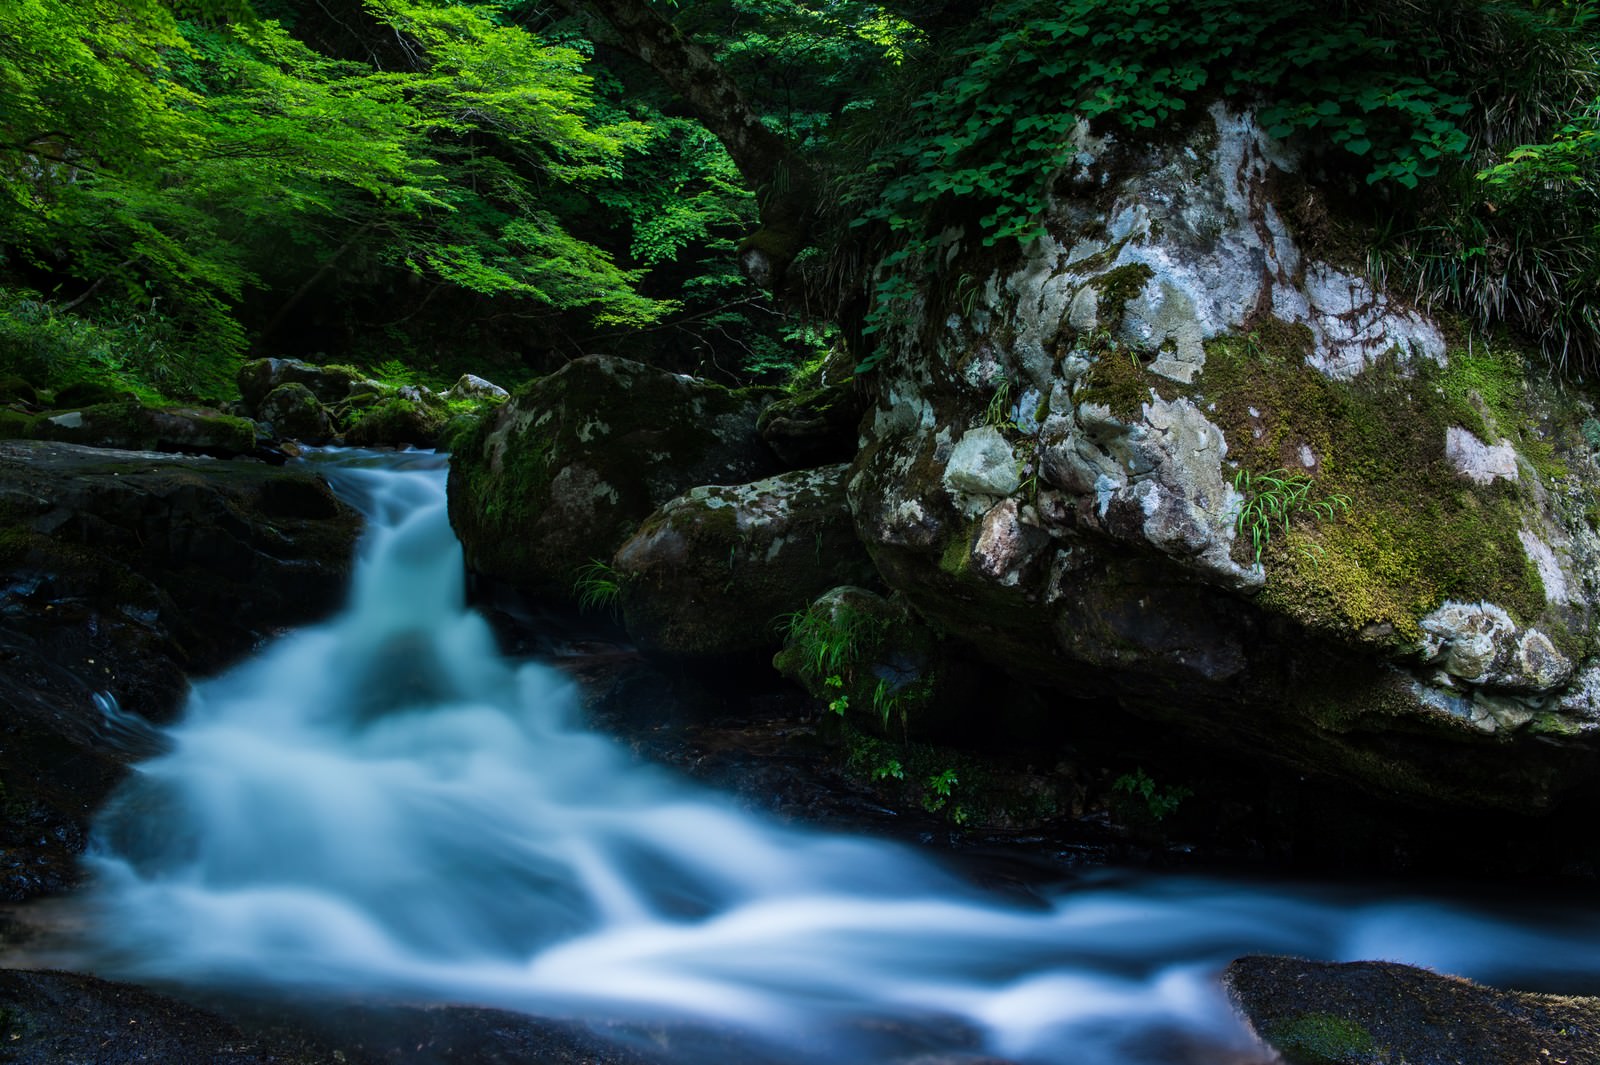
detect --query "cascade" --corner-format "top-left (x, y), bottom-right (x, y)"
top-left (76, 450), bottom-right (1600, 1064)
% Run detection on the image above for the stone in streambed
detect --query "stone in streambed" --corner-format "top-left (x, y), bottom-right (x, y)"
top-left (0, 440), bottom-right (360, 899)
top-left (613, 464), bottom-right (878, 658)
top-left (1225, 955), bottom-right (1600, 1065)
top-left (449, 355), bottom-right (780, 604)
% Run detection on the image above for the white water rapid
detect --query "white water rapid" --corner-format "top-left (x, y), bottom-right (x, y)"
top-left (77, 450), bottom-right (1600, 1064)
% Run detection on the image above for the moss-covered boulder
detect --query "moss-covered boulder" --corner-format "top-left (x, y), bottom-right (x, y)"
top-left (343, 387), bottom-right (448, 448)
top-left (1226, 956), bottom-right (1600, 1065)
top-left (756, 380), bottom-right (864, 468)
top-left (237, 356), bottom-right (364, 411)
top-left (0, 440), bottom-right (361, 899)
top-left (448, 355), bottom-right (780, 603)
top-left (30, 400), bottom-right (256, 457)
top-left (847, 104), bottom-right (1600, 813)
top-left (610, 465), bottom-right (878, 658)
top-left (256, 382), bottom-right (334, 444)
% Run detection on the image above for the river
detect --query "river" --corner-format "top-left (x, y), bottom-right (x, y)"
top-left (61, 449), bottom-right (1600, 1064)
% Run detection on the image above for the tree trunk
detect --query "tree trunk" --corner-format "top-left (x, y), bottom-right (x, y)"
top-left (557, 0), bottom-right (815, 294)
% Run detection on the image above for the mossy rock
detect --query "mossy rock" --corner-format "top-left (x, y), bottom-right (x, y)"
top-left (0, 374), bottom-right (38, 406)
top-left (756, 381), bottom-right (865, 468)
top-left (257, 382), bottom-right (334, 444)
top-left (344, 394), bottom-right (447, 448)
top-left (773, 585), bottom-right (971, 740)
top-left (447, 355), bottom-right (781, 604)
top-left (611, 465), bottom-right (878, 659)
top-left (1227, 956), bottom-right (1600, 1065)
top-left (237, 357), bottom-right (365, 411)
top-left (33, 400), bottom-right (255, 457)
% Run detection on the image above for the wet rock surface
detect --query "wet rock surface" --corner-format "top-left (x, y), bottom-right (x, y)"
top-left (0, 441), bottom-right (361, 899)
top-left (1226, 956), bottom-right (1600, 1065)
top-left (449, 355), bottom-right (780, 604)
top-left (613, 464), bottom-right (878, 658)
top-left (0, 968), bottom-right (664, 1065)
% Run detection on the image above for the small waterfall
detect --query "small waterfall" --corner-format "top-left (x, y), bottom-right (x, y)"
top-left (77, 450), bottom-right (1600, 1065)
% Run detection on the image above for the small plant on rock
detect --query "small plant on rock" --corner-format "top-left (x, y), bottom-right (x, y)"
top-left (1113, 768), bottom-right (1191, 822)
top-left (1232, 467), bottom-right (1351, 567)
top-left (573, 559), bottom-right (623, 615)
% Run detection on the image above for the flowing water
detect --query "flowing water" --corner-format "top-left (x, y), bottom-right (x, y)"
top-left (69, 450), bottom-right (1600, 1064)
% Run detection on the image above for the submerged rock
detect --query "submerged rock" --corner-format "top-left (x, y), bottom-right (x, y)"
top-left (0, 441), bottom-right (361, 899)
top-left (1225, 955), bottom-right (1600, 1065)
top-left (449, 355), bottom-right (780, 604)
top-left (612, 464), bottom-right (878, 658)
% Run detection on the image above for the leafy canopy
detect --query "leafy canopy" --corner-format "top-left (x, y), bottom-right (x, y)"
top-left (0, 0), bottom-right (671, 398)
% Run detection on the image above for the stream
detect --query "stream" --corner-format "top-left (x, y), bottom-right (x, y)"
top-left (55, 449), bottom-right (1600, 1064)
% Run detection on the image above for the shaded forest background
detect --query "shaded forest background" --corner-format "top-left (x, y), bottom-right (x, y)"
top-left (1, 0), bottom-right (1596, 405)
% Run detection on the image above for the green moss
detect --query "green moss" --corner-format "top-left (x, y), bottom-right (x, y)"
top-left (1264, 1012), bottom-right (1381, 1064)
top-left (1196, 328), bottom-right (1548, 647)
top-left (0, 410), bottom-right (38, 439)
top-left (1092, 262), bottom-right (1155, 331)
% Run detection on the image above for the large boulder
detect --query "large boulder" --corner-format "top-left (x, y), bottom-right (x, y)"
top-left (1226, 956), bottom-right (1600, 1065)
top-left (611, 465), bottom-right (878, 658)
top-left (449, 355), bottom-right (780, 603)
top-left (847, 103), bottom-right (1600, 812)
top-left (0, 441), bottom-right (361, 898)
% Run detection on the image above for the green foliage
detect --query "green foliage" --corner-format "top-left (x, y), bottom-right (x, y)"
top-left (779, 601), bottom-right (888, 683)
top-left (573, 558), bottom-right (623, 615)
top-left (0, 0), bottom-right (674, 399)
top-left (1232, 468), bottom-right (1353, 568)
top-left (0, 288), bottom-right (231, 402)
top-left (1112, 768), bottom-right (1191, 821)
top-left (839, 0), bottom-right (1599, 369)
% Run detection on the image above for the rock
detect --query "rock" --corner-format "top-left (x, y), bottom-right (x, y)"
top-left (28, 400), bottom-right (256, 458)
top-left (237, 357), bottom-right (363, 411)
top-left (343, 391), bottom-right (447, 448)
top-left (756, 381), bottom-right (864, 468)
top-left (0, 374), bottom-right (38, 406)
top-left (0, 440), bottom-right (361, 898)
top-left (1225, 956), bottom-right (1600, 1065)
top-left (843, 102), bottom-right (1600, 812)
top-left (255, 382), bottom-right (333, 444)
top-left (1417, 601), bottom-right (1572, 691)
top-left (773, 585), bottom-right (971, 739)
top-left (0, 968), bottom-right (669, 1065)
top-left (448, 355), bottom-right (780, 603)
top-left (444, 372), bottom-right (510, 404)
top-left (611, 465), bottom-right (878, 658)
